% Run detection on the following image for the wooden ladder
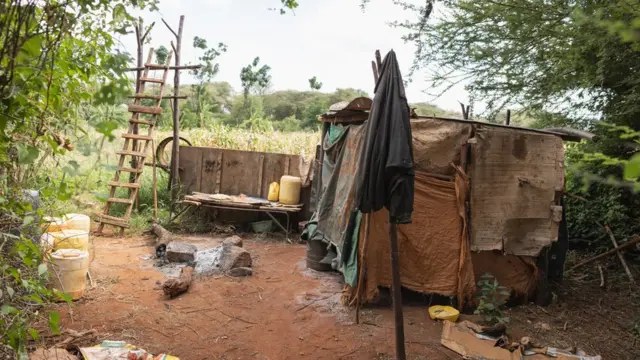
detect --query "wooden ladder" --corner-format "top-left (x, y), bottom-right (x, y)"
top-left (96, 48), bottom-right (173, 234)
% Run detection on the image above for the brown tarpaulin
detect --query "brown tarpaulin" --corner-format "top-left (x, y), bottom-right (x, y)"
top-left (356, 171), bottom-right (476, 303)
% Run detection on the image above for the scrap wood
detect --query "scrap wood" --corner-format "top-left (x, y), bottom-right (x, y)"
top-left (604, 224), bottom-right (635, 283)
top-left (598, 265), bottom-right (605, 288)
top-left (566, 235), bottom-right (640, 273)
top-left (151, 223), bottom-right (174, 251)
top-left (162, 266), bottom-right (193, 298)
top-left (52, 329), bottom-right (98, 350)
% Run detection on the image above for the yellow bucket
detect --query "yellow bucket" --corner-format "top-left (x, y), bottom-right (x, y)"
top-left (48, 249), bottom-right (89, 300)
top-left (279, 175), bottom-right (301, 205)
top-left (43, 230), bottom-right (90, 252)
top-left (268, 182), bottom-right (280, 202)
top-left (41, 216), bottom-right (65, 233)
top-left (428, 305), bottom-right (460, 322)
top-left (62, 213), bottom-right (91, 232)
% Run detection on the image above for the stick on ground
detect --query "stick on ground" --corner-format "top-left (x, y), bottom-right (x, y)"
top-left (604, 225), bottom-right (635, 283)
top-left (566, 235), bottom-right (640, 273)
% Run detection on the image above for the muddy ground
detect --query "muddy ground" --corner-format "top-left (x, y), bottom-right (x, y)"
top-left (52, 234), bottom-right (640, 360)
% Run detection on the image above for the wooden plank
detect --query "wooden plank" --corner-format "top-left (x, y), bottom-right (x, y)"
top-left (215, 152), bottom-right (223, 194)
top-left (128, 104), bottom-right (163, 115)
top-left (96, 214), bottom-right (130, 228)
top-left (197, 147), bottom-right (222, 195)
top-left (178, 146), bottom-right (203, 194)
top-left (139, 76), bottom-right (164, 84)
top-left (108, 181), bottom-right (141, 189)
top-left (118, 167), bottom-right (143, 173)
top-left (129, 118), bottom-right (155, 125)
top-left (220, 150), bottom-right (261, 197)
top-left (116, 150), bottom-right (147, 158)
top-left (107, 197), bottom-right (134, 204)
top-left (257, 154), bottom-right (265, 197)
top-left (122, 133), bottom-right (153, 141)
top-left (178, 146), bottom-right (303, 198)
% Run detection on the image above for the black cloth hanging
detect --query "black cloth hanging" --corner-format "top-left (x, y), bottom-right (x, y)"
top-left (354, 50), bottom-right (414, 224)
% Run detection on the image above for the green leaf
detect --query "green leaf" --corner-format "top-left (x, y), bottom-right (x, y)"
top-left (38, 263), bottom-right (48, 276)
top-left (49, 311), bottom-right (61, 335)
top-left (1, 304), bottom-right (19, 315)
top-left (17, 145), bottom-right (40, 165)
top-left (624, 153), bottom-right (640, 180)
top-left (22, 215), bottom-right (34, 226)
top-left (28, 328), bottom-right (39, 341)
top-left (20, 35), bottom-right (43, 58)
top-left (7, 286), bottom-right (15, 298)
top-left (54, 290), bottom-right (72, 304)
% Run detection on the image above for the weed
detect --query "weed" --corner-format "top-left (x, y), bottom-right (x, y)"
top-left (474, 273), bottom-right (511, 325)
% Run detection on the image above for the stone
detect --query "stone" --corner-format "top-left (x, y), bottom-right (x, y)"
top-left (194, 246), bottom-right (223, 276)
top-left (166, 242), bottom-right (197, 263)
top-left (228, 267), bottom-right (253, 277)
top-left (223, 235), bottom-right (243, 248)
top-left (220, 243), bottom-right (252, 271)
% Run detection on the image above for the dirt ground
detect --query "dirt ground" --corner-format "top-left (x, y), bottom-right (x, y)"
top-left (52, 234), bottom-right (640, 360)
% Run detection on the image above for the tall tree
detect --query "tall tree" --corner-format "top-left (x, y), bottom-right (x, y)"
top-left (309, 76), bottom-right (323, 91)
top-left (240, 57), bottom-right (272, 99)
top-left (190, 36), bottom-right (227, 127)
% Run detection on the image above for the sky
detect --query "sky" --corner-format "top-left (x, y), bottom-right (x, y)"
top-left (119, 0), bottom-right (469, 112)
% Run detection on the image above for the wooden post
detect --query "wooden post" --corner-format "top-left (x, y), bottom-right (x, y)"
top-left (130, 18), bottom-right (154, 209)
top-left (389, 222), bottom-right (406, 360)
top-left (506, 109), bottom-right (511, 125)
top-left (163, 15), bottom-right (185, 206)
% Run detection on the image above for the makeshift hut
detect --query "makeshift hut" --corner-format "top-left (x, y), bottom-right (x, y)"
top-left (303, 97), bottom-right (575, 306)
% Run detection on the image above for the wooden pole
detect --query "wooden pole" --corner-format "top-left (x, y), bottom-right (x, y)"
top-left (130, 18), bottom-right (144, 209)
top-left (371, 61), bottom-right (379, 84)
top-left (566, 235), bottom-right (640, 273)
top-left (506, 109), bottom-right (511, 125)
top-left (375, 50), bottom-right (383, 74)
top-left (354, 213), bottom-right (371, 323)
top-left (166, 15), bottom-right (184, 207)
top-left (389, 221), bottom-right (406, 360)
top-left (604, 225), bottom-right (635, 283)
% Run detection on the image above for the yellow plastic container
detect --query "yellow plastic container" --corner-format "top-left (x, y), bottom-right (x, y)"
top-left (268, 182), bottom-right (280, 202)
top-left (279, 175), bottom-right (301, 205)
top-left (62, 213), bottom-right (91, 232)
top-left (428, 305), bottom-right (460, 322)
top-left (41, 216), bottom-right (65, 233)
top-left (48, 249), bottom-right (89, 300)
top-left (44, 230), bottom-right (90, 252)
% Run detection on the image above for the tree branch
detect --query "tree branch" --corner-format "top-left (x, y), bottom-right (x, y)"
top-left (161, 18), bottom-right (178, 38)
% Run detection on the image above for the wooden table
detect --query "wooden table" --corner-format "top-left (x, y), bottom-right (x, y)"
top-left (173, 198), bottom-right (301, 241)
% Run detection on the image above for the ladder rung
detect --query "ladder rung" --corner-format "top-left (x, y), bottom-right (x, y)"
top-left (146, 64), bottom-right (170, 70)
top-left (129, 94), bottom-right (162, 100)
top-left (107, 197), bottom-right (133, 204)
top-left (128, 104), bottom-right (163, 115)
top-left (108, 181), bottom-right (141, 189)
top-left (96, 214), bottom-right (130, 228)
top-left (122, 133), bottom-right (153, 141)
top-left (118, 167), bottom-right (143, 173)
top-left (140, 77), bottom-right (164, 84)
top-left (129, 118), bottom-right (155, 125)
top-left (116, 150), bottom-right (147, 158)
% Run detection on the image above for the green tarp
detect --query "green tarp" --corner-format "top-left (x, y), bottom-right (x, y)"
top-left (301, 123), bottom-right (365, 286)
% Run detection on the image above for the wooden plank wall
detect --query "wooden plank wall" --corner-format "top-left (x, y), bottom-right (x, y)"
top-left (179, 146), bottom-right (302, 198)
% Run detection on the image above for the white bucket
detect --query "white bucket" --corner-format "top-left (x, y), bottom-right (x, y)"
top-left (48, 249), bottom-right (89, 300)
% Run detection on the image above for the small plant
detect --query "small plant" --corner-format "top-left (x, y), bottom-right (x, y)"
top-left (474, 273), bottom-right (511, 325)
